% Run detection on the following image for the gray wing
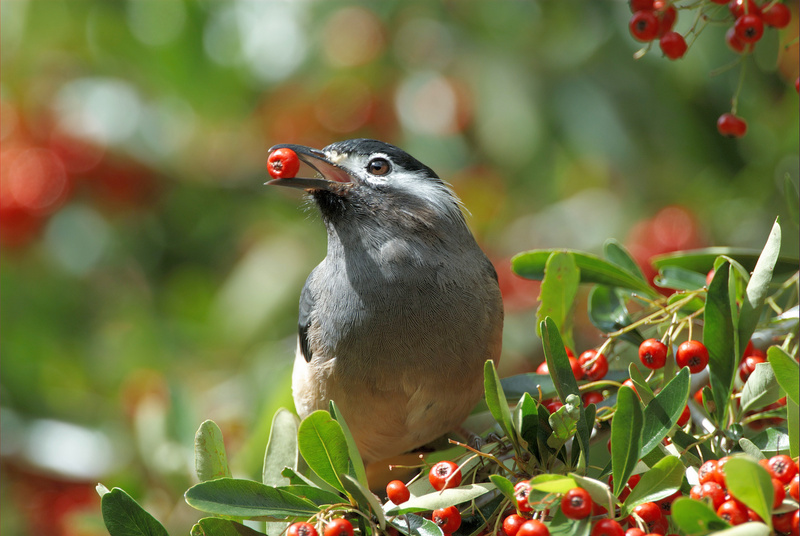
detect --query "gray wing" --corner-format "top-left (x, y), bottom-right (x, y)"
top-left (298, 274), bottom-right (315, 363)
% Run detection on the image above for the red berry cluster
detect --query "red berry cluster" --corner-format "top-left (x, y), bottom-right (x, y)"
top-left (286, 518), bottom-right (354, 536)
top-left (689, 454), bottom-right (799, 530)
top-left (627, 0), bottom-right (795, 138)
top-left (385, 462), bottom-right (465, 535)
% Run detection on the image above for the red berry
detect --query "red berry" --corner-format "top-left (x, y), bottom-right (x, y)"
top-left (625, 529), bottom-right (646, 536)
top-left (725, 27), bottom-right (752, 54)
top-left (655, 3), bottom-right (678, 36)
top-left (773, 511), bottom-right (795, 533)
top-left (676, 340), bottom-right (709, 373)
top-left (761, 1), bottom-right (791, 27)
top-left (324, 519), bottom-right (353, 536)
top-left (767, 454), bottom-right (798, 485)
top-left (561, 488), bottom-right (593, 520)
top-left (583, 390), bottom-right (605, 406)
top-left (656, 491), bottom-right (682, 516)
top-left (699, 482), bottom-right (726, 509)
top-left (632, 502), bottom-right (663, 525)
top-left (579, 350), bottom-right (609, 381)
top-left (386, 480), bottom-right (410, 504)
top-left (267, 148), bottom-right (301, 179)
top-left (738, 355), bottom-right (766, 382)
top-left (728, 0), bottom-right (761, 18)
top-left (716, 113), bottom-right (748, 138)
top-left (288, 522), bottom-right (319, 536)
top-left (536, 361), bottom-right (549, 374)
top-left (622, 379), bottom-right (639, 397)
top-left (789, 474), bottom-right (799, 501)
top-left (518, 519), bottom-right (551, 536)
top-left (639, 339), bottom-right (668, 369)
top-left (698, 460), bottom-right (723, 485)
top-left (503, 514), bottom-right (528, 536)
top-left (771, 477), bottom-right (786, 509)
top-left (659, 31), bottom-right (687, 59)
top-left (717, 500), bottom-right (748, 525)
top-left (734, 14), bottom-right (765, 43)
top-left (543, 398), bottom-right (564, 414)
top-left (432, 505), bottom-right (461, 534)
top-left (569, 356), bottom-right (585, 380)
top-left (677, 404), bottom-right (691, 427)
top-left (515, 480), bottom-right (534, 513)
top-left (630, 11), bottom-right (660, 41)
top-left (429, 461), bottom-right (461, 491)
top-left (591, 519), bottom-right (626, 536)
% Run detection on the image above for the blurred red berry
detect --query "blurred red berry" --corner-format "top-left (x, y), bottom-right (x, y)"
top-left (591, 519), bottom-right (625, 536)
top-left (734, 14), bottom-right (765, 43)
top-left (630, 0), bottom-right (655, 11)
top-left (583, 391), bottom-right (605, 406)
top-left (515, 480), bottom-right (534, 513)
top-left (677, 404), bottom-right (691, 427)
top-left (773, 511), bottom-right (795, 533)
top-left (655, 3), bottom-right (678, 36)
top-left (725, 27), bottom-right (752, 53)
top-left (717, 500), bottom-right (748, 525)
top-left (767, 454), bottom-right (798, 485)
top-left (288, 522), bottom-right (318, 536)
top-left (738, 355), bottom-right (766, 382)
top-left (324, 518), bottom-right (354, 536)
top-left (771, 478), bottom-right (786, 509)
top-left (569, 356), bottom-right (585, 380)
top-left (761, 2), bottom-right (791, 28)
top-left (717, 113), bottom-right (748, 138)
top-left (729, 0), bottom-right (761, 18)
top-left (659, 32), bottom-right (687, 59)
top-left (789, 473), bottom-right (799, 501)
top-left (630, 11), bottom-right (660, 41)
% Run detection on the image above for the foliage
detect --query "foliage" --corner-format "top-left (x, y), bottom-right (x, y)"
top-left (99, 220), bottom-right (798, 535)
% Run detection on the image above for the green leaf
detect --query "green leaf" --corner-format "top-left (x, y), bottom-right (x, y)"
top-left (384, 483), bottom-right (495, 515)
top-left (536, 251), bottom-right (580, 348)
top-left (512, 249), bottom-right (659, 297)
top-left (737, 438), bottom-right (766, 460)
top-left (277, 484), bottom-right (342, 507)
top-left (624, 455), bottom-right (684, 509)
top-left (340, 474), bottom-right (385, 530)
top-left (704, 262), bottom-right (737, 424)
top-left (185, 478), bottom-right (319, 518)
top-left (604, 239), bottom-right (646, 280)
top-left (611, 386), bottom-right (643, 497)
top-left (297, 410), bottom-right (350, 494)
top-left (263, 409), bottom-right (299, 487)
top-left (191, 518), bottom-right (266, 536)
top-left (101, 487), bottom-right (169, 536)
top-left (488, 474), bottom-right (516, 503)
top-left (627, 363), bottom-right (655, 405)
top-left (723, 456), bottom-right (774, 527)
top-left (541, 317), bottom-right (591, 472)
top-left (329, 400), bottom-right (368, 488)
top-left (748, 428), bottom-right (791, 457)
top-left (514, 392), bottom-right (539, 456)
top-left (529, 474), bottom-right (578, 493)
top-left (740, 363), bottom-right (781, 414)
top-left (787, 396), bottom-right (799, 458)
top-left (389, 514), bottom-right (443, 536)
top-left (639, 367), bottom-right (691, 458)
top-left (651, 248), bottom-right (799, 279)
top-left (654, 266), bottom-right (708, 291)
top-left (768, 345), bottom-right (799, 405)
top-left (738, 219), bottom-right (781, 349)
top-left (195, 420), bottom-right (232, 482)
top-left (484, 360), bottom-right (521, 456)
top-left (671, 496), bottom-right (731, 535)
top-left (588, 285), bottom-right (644, 346)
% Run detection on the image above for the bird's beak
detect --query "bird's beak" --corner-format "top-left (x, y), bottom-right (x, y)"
top-left (266, 144), bottom-right (352, 192)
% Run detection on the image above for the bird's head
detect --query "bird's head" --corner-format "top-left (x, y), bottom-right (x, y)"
top-left (267, 139), bottom-right (466, 233)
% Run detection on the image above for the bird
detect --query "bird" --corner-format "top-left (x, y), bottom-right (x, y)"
top-left (267, 138), bottom-right (503, 464)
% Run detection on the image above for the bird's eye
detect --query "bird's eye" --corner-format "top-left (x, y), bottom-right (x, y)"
top-left (367, 158), bottom-right (391, 176)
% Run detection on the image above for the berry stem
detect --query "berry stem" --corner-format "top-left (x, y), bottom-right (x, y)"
top-left (731, 57), bottom-right (748, 115)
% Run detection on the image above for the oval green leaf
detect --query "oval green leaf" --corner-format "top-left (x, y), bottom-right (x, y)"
top-left (639, 367), bottom-right (690, 458)
top-left (185, 478), bottom-right (319, 518)
top-left (671, 496), bottom-right (731, 535)
top-left (102, 487), bottom-right (169, 536)
top-left (723, 456), bottom-right (774, 527)
top-left (195, 420), bottom-right (232, 482)
top-left (624, 455), bottom-right (684, 509)
top-left (610, 385), bottom-right (643, 497)
top-left (263, 409), bottom-right (299, 487)
top-left (384, 483), bottom-right (495, 515)
top-left (297, 410), bottom-right (350, 494)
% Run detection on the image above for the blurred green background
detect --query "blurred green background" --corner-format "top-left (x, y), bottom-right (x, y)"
top-left (1, 1), bottom-right (797, 534)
